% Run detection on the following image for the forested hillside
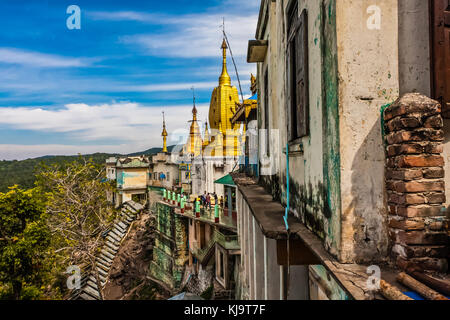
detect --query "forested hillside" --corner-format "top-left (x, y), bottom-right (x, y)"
top-left (0, 146), bottom-right (174, 192)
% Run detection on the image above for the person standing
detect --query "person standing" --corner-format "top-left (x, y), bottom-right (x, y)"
top-left (206, 193), bottom-right (211, 210)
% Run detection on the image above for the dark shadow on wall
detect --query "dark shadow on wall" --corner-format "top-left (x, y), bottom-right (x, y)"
top-left (349, 112), bottom-right (389, 264)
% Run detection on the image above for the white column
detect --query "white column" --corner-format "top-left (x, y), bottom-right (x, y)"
top-left (264, 236), bottom-right (268, 300)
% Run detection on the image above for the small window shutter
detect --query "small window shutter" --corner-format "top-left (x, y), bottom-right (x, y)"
top-left (295, 9), bottom-right (309, 138)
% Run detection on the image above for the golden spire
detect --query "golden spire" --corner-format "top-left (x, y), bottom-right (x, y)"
top-left (186, 88), bottom-right (202, 157)
top-left (161, 111), bottom-right (168, 153)
top-left (203, 120), bottom-right (210, 147)
top-left (219, 38), bottom-right (231, 86)
top-left (192, 86), bottom-right (198, 122)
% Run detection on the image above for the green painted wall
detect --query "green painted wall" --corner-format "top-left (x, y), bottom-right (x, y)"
top-left (149, 202), bottom-right (189, 289)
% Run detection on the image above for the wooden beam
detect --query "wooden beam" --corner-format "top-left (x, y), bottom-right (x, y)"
top-left (379, 280), bottom-right (413, 300)
top-left (397, 272), bottom-right (449, 300)
top-left (276, 239), bottom-right (320, 266)
top-left (406, 269), bottom-right (450, 296)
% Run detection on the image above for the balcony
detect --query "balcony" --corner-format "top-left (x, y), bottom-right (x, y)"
top-left (190, 229), bottom-right (239, 264)
top-left (173, 202), bottom-right (237, 232)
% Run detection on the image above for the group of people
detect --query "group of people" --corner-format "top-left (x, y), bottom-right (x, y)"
top-left (200, 191), bottom-right (218, 210)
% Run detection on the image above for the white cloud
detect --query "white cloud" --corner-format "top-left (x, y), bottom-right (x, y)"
top-left (120, 13), bottom-right (258, 58)
top-left (0, 102), bottom-right (210, 160)
top-left (0, 48), bottom-right (93, 68)
top-left (122, 81), bottom-right (218, 92)
top-left (88, 11), bottom-right (167, 23)
top-left (91, 8), bottom-right (258, 58)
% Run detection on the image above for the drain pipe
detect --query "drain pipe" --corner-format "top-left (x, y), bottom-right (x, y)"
top-left (284, 143), bottom-right (290, 230)
top-left (284, 143), bottom-right (291, 300)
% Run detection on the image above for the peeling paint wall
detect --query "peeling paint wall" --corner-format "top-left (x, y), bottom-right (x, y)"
top-left (258, 0), bottom-right (342, 259)
top-left (336, 0), bottom-right (398, 263)
top-left (398, 0), bottom-right (432, 96)
top-left (117, 168), bottom-right (148, 190)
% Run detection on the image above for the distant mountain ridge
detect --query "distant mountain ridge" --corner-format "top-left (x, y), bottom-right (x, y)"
top-left (0, 145), bottom-right (176, 193)
top-left (32, 145), bottom-right (176, 160)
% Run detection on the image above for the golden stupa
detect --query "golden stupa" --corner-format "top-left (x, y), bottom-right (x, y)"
top-left (206, 38), bottom-right (242, 157)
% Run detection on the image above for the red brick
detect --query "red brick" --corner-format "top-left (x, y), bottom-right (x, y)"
top-left (423, 168), bottom-right (445, 179)
top-left (426, 193), bottom-right (446, 204)
top-left (404, 194), bottom-right (427, 205)
top-left (384, 93), bottom-right (441, 122)
top-left (424, 143), bottom-right (443, 154)
top-left (428, 220), bottom-right (445, 231)
top-left (394, 181), bottom-right (444, 193)
top-left (386, 116), bottom-right (421, 132)
top-left (386, 129), bottom-right (444, 144)
top-left (396, 230), bottom-right (448, 245)
top-left (424, 115), bottom-right (443, 129)
top-left (397, 155), bottom-right (444, 168)
top-left (386, 169), bottom-right (422, 181)
top-left (397, 205), bottom-right (445, 217)
top-left (389, 217), bottom-right (425, 230)
top-left (403, 245), bottom-right (448, 258)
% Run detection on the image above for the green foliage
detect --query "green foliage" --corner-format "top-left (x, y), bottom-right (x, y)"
top-left (0, 186), bottom-right (51, 300)
top-left (0, 154), bottom-right (114, 193)
top-left (36, 157), bottom-right (117, 273)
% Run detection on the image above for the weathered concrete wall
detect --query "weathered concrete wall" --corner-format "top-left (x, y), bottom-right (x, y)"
top-left (398, 0), bottom-right (431, 96)
top-left (258, 0), bottom-right (338, 256)
top-left (336, 0), bottom-right (399, 263)
top-left (151, 161), bottom-right (179, 189)
top-left (150, 202), bottom-right (189, 289)
top-left (117, 168), bottom-right (148, 189)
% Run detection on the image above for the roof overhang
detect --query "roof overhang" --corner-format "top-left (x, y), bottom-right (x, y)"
top-left (247, 40), bottom-right (268, 63)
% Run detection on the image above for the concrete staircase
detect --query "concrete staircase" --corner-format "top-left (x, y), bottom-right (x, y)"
top-left (70, 201), bottom-right (144, 300)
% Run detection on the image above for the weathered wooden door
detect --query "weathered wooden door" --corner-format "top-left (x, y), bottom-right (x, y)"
top-left (431, 0), bottom-right (450, 115)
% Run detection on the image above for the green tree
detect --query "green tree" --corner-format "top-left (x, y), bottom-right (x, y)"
top-left (36, 157), bottom-right (117, 299)
top-left (0, 186), bottom-right (51, 300)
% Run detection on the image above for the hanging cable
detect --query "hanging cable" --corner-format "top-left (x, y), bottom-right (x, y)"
top-left (222, 19), bottom-right (245, 103)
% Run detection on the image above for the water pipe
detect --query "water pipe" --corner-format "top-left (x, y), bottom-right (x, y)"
top-left (284, 143), bottom-right (290, 231)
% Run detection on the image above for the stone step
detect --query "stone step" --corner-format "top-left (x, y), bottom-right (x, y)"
top-left (106, 235), bottom-right (120, 246)
top-left (104, 239), bottom-right (119, 250)
top-left (114, 224), bottom-right (127, 234)
top-left (117, 221), bottom-right (128, 230)
top-left (105, 241), bottom-right (119, 252)
top-left (107, 232), bottom-right (122, 243)
top-left (86, 279), bottom-right (99, 290)
top-left (99, 254), bottom-right (113, 264)
top-left (83, 286), bottom-right (101, 300)
top-left (104, 246), bottom-right (117, 257)
top-left (110, 228), bottom-right (125, 239)
top-left (96, 267), bottom-right (108, 278)
top-left (96, 260), bottom-right (109, 272)
top-left (101, 249), bottom-right (115, 261)
top-left (80, 292), bottom-right (97, 301)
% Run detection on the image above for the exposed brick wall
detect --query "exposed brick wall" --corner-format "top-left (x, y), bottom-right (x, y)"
top-left (384, 93), bottom-right (448, 273)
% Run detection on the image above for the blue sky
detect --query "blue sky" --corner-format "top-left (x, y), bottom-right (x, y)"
top-left (0, 0), bottom-right (259, 160)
